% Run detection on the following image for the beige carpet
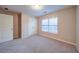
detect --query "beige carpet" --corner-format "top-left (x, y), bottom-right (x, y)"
top-left (0, 35), bottom-right (78, 53)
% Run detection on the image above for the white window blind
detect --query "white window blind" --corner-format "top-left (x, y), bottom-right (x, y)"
top-left (41, 17), bottom-right (58, 34)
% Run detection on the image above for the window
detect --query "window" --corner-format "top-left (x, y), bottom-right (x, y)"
top-left (41, 17), bottom-right (58, 34)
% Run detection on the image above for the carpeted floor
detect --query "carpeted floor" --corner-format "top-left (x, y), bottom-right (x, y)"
top-left (0, 35), bottom-right (78, 53)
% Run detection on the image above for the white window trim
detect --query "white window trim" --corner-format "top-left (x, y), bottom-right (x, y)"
top-left (41, 17), bottom-right (58, 34)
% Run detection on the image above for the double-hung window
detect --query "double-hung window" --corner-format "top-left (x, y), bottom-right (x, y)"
top-left (41, 17), bottom-right (58, 34)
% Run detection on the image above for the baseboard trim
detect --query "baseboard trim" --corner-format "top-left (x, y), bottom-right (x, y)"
top-left (39, 34), bottom-right (76, 46)
top-left (21, 33), bottom-right (38, 39)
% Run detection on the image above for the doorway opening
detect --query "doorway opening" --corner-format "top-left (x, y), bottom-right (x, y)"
top-left (13, 13), bottom-right (21, 39)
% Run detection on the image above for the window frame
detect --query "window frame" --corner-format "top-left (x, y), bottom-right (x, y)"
top-left (41, 17), bottom-right (58, 34)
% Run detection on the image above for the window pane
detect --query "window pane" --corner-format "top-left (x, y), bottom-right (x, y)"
top-left (42, 19), bottom-right (48, 25)
top-left (49, 17), bottom-right (58, 25)
top-left (49, 26), bottom-right (58, 33)
top-left (41, 17), bottom-right (58, 34)
top-left (42, 26), bottom-right (48, 32)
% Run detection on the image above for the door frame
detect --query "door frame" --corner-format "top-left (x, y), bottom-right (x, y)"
top-left (0, 11), bottom-right (22, 39)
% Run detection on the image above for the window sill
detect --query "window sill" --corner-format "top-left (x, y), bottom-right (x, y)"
top-left (41, 31), bottom-right (58, 34)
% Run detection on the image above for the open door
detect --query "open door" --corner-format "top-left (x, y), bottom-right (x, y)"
top-left (0, 13), bottom-right (13, 43)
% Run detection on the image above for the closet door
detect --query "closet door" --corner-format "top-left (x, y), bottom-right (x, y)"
top-left (0, 14), bottom-right (13, 43)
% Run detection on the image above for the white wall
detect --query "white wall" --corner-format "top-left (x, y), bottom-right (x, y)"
top-left (0, 17), bottom-right (2, 41)
top-left (28, 16), bottom-right (37, 36)
top-left (21, 13), bottom-right (37, 38)
top-left (38, 7), bottom-right (76, 45)
top-left (76, 6), bottom-right (79, 51)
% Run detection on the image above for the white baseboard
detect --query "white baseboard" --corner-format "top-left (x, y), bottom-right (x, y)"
top-left (39, 34), bottom-right (76, 46)
top-left (21, 33), bottom-right (76, 46)
top-left (21, 33), bottom-right (38, 39)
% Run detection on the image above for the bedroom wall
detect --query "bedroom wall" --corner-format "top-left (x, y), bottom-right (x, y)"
top-left (21, 13), bottom-right (37, 38)
top-left (0, 17), bottom-right (2, 41)
top-left (37, 7), bottom-right (76, 45)
top-left (76, 6), bottom-right (79, 51)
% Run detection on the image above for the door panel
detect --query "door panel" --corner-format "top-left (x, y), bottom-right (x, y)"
top-left (0, 14), bottom-right (13, 43)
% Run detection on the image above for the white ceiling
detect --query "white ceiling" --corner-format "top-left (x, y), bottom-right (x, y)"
top-left (0, 5), bottom-right (75, 17)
